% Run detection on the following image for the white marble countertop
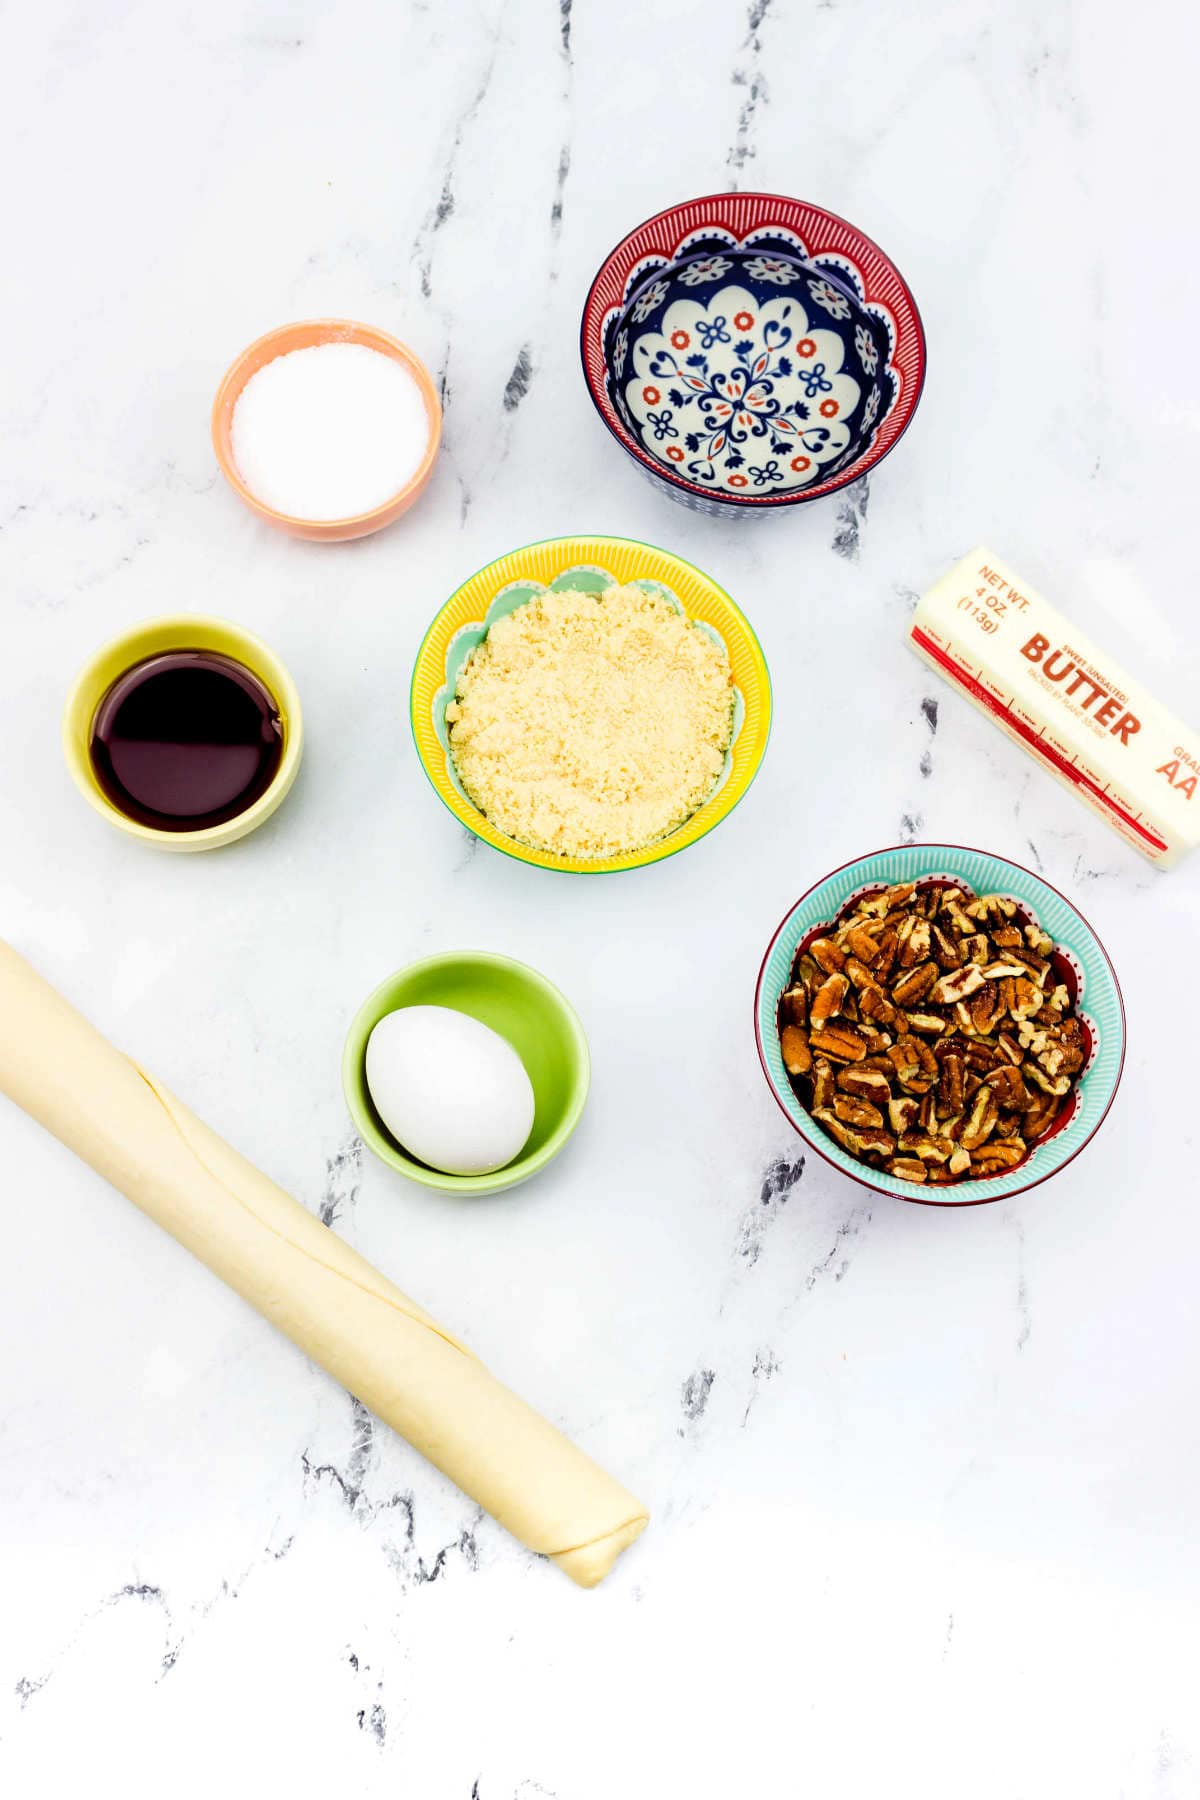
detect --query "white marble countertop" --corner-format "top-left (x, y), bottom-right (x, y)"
top-left (3, 2), bottom-right (1199, 1795)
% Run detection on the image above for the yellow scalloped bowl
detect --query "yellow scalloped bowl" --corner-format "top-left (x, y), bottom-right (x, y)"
top-left (410, 535), bottom-right (772, 873)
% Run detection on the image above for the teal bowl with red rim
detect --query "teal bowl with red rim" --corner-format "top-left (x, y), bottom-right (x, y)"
top-left (754, 845), bottom-right (1126, 1207)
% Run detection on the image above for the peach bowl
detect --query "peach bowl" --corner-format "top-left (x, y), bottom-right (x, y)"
top-left (211, 319), bottom-right (442, 542)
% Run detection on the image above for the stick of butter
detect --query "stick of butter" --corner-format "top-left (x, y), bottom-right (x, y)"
top-left (909, 548), bottom-right (1199, 870)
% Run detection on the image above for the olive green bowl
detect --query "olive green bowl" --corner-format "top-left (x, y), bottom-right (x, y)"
top-left (342, 951), bottom-right (591, 1194)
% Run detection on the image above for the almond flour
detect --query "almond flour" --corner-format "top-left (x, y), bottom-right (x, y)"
top-left (445, 584), bottom-right (735, 859)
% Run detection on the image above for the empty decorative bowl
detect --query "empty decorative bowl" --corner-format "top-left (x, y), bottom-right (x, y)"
top-left (410, 534), bottom-right (771, 873)
top-left (754, 846), bottom-right (1125, 1207)
top-left (581, 194), bottom-right (925, 516)
top-left (343, 951), bottom-right (590, 1195)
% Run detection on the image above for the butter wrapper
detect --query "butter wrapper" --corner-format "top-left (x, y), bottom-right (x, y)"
top-left (909, 548), bottom-right (1199, 870)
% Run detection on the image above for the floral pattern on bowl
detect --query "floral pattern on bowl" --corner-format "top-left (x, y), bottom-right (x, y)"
top-left (620, 273), bottom-right (881, 496)
top-left (581, 195), bottom-right (925, 515)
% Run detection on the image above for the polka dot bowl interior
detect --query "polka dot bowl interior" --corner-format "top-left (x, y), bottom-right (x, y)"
top-left (410, 535), bottom-right (771, 874)
top-left (581, 193), bottom-right (926, 517)
top-left (754, 846), bottom-right (1126, 1207)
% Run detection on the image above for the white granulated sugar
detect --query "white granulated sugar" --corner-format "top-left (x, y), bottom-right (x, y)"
top-left (231, 342), bottom-right (431, 520)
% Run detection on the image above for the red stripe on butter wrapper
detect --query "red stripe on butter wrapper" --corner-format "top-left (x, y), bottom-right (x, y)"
top-left (910, 625), bottom-right (1169, 855)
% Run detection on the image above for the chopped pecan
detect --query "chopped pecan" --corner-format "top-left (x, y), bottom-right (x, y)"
top-left (899, 1131), bottom-right (951, 1163)
top-left (874, 927), bottom-right (900, 977)
top-left (1023, 1090), bottom-right (1062, 1138)
top-left (896, 915), bottom-right (932, 967)
top-left (843, 923), bottom-right (885, 965)
top-left (984, 1064), bottom-right (1031, 1110)
top-left (834, 1094), bottom-right (884, 1129)
top-left (980, 961), bottom-right (1030, 981)
top-left (778, 879), bottom-right (1086, 1188)
top-left (932, 965), bottom-right (985, 1005)
top-left (1023, 952), bottom-right (1053, 986)
top-left (1055, 1017), bottom-right (1086, 1073)
top-left (969, 1140), bottom-right (1026, 1174)
top-left (888, 1096), bottom-right (918, 1135)
top-left (813, 1110), bottom-right (893, 1158)
top-left (888, 1035), bottom-right (939, 1094)
top-left (886, 1156), bottom-right (928, 1183)
top-left (930, 923), bottom-right (962, 969)
top-left (969, 980), bottom-right (1003, 1036)
top-left (937, 1051), bottom-right (965, 1116)
top-left (859, 985), bottom-right (898, 1029)
top-left (837, 1066), bottom-right (892, 1105)
top-left (854, 890), bottom-right (891, 918)
top-left (891, 961), bottom-right (939, 1006)
top-left (809, 1022), bottom-right (867, 1064)
top-left (809, 972), bottom-right (849, 1029)
top-left (1023, 1063), bottom-right (1071, 1096)
top-left (904, 1010), bottom-right (947, 1036)
top-left (959, 1086), bottom-right (1000, 1151)
top-left (780, 985), bottom-right (808, 1027)
top-left (965, 893), bottom-right (1016, 922)
top-left (809, 936), bottom-right (846, 975)
top-left (942, 898), bottom-right (976, 937)
top-left (799, 970), bottom-right (822, 1002)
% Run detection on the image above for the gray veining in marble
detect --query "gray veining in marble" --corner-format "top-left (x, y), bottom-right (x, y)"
top-left (2, 2), bottom-right (1199, 1796)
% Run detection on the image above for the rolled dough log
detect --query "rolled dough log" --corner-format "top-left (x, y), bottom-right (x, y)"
top-left (0, 941), bottom-right (647, 1586)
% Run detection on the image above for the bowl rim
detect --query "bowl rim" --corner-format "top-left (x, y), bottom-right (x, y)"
top-left (61, 612), bottom-right (304, 850)
top-left (579, 191), bottom-right (927, 510)
top-left (211, 318), bottom-right (443, 536)
top-left (341, 950), bottom-right (592, 1193)
top-left (753, 843), bottom-right (1127, 1207)
top-left (408, 532), bottom-right (773, 874)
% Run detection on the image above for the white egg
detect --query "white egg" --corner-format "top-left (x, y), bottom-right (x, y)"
top-left (365, 1005), bottom-right (535, 1176)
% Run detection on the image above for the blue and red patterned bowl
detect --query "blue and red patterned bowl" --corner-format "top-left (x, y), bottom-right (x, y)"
top-left (581, 194), bottom-right (926, 517)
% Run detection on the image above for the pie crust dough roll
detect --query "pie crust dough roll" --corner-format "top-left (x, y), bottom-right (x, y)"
top-left (0, 941), bottom-right (647, 1587)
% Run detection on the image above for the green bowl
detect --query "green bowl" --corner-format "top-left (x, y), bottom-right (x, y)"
top-left (342, 952), bottom-right (591, 1194)
top-left (755, 845), bottom-right (1126, 1207)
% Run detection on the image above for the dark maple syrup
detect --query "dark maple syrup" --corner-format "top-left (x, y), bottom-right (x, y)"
top-left (89, 649), bottom-right (283, 832)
